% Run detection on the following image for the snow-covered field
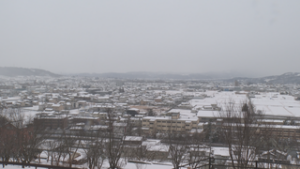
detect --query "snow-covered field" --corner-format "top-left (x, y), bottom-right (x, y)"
top-left (190, 91), bottom-right (248, 109)
top-left (189, 91), bottom-right (248, 118)
top-left (252, 93), bottom-right (300, 117)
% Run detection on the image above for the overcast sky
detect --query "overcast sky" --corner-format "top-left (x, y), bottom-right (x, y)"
top-left (0, 0), bottom-right (299, 77)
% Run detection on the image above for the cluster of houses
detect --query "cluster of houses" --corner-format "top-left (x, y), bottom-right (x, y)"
top-left (2, 76), bottom-right (300, 167)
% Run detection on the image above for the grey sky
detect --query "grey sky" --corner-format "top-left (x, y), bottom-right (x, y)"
top-left (0, 0), bottom-right (299, 77)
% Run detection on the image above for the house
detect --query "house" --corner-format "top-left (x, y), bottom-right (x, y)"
top-left (52, 103), bottom-right (64, 112)
top-left (76, 100), bottom-right (87, 108)
top-left (155, 96), bottom-right (163, 102)
top-left (142, 139), bottom-right (169, 161)
top-left (259, 149), bottom-right (289, 164)
top-left (123, 136), bottom-right (144, 145)
top-left (71, 116), bottom-right (99, 126)
top-left (126, 108), bottom-right (140, 117)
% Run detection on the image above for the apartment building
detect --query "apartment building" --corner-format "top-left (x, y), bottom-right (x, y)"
top-left (213, 122), bottom-right (300, 139)
top-left (141, 112), bottom-right (199, 135)
top-left (92, 112), bottom-right (108, 120)
top-left (259, 124), bottom-right (300, 138)
top-left (34, 115), bottom-right (69, 129)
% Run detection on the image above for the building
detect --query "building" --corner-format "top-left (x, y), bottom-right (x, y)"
top-left (34, 115), bottom-right (69, 129)
top-left (141, 112), bottom-right (199, 135)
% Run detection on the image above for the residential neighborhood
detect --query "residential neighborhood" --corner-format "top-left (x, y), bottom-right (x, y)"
top-left (2, 75), bottom-right (300, 168)
top-left (1, 1), bottom-right (300, 168)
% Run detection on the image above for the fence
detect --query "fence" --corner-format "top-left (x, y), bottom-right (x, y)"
top-left (2, 158), bottom-right (300, 169)
top-left (0, 161), bottom-right (79, 169)
top-left (187, 157), bottom-right (300, 169)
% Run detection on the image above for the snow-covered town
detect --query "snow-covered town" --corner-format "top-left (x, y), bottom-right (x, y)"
top-left (1, 1), bottom-right (300, 168)
top-left (1, 75), bottom-right (300, 169)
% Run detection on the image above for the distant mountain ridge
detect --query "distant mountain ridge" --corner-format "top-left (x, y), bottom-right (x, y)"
top-left (72, 72), bottom-right (244, 80)
top-left (74, 71), bottom-right (300, 84)
top-left (0, 67), bottom-right (60, 77)
top-left (228, 72), bottom-right (300, 84)
top-left (2, 67), bottom-right (300, 84)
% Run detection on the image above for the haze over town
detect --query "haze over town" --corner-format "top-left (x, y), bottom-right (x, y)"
top-left (1, 1), bottom-right (300, 169)
top-left (1, 0), bottom-right (300, 77)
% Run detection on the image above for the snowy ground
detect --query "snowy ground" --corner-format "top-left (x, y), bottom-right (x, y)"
top-left (190, 91), bottom-right (248, 109)
top-left (0, 146), bottom-right (230, 169)
top-left (189, 91), bottom-right (249, 118)
top-left (0, 161), bottom-right (177, 169)
top-left (252, 92), bottom-right (300, 117)
top-left (188, 91), bottom-right (300, 119)
top-left (23, 106), bottom-right (39, 111)
top-left (22, 110), bottom-right (40, 120)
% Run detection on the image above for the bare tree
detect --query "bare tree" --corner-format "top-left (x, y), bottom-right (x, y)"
top-left (105, 109), bottom-right (127, 169)
top-left (84, 130), bottom-right (105, 169)
top-left (135, 118), bottom-right (143, 136)
top-left (147, 108), bottom-right (156, 116)
top-left (0, 114), bottom-right (15, 167)
top-left (163, 123), bottom-right (188, 169)
top-left (186, 133), bottom-right (208, 169)
top-left (52, 130), bottom-right (69, 166)
top-left (219, 100), bottom-right (270, 169)
top-left (63, 133), bottom-right (82, 168)
top-left (42, 139), bottom-right (58, 165)
top-left (255, 123), bottom-right (279, 169)
top-left (5, 108), bottom-right (25, 128)
top-left (0, 108), bottom-right (46, 167)
top-left (131, 143), bottom-right (159, 169)
top-left (125, 117), bottom-right (133, 136)
top-left (168, 136), bottom-right (188, 169)
top-left (17, 121), bottom-right (46, 165)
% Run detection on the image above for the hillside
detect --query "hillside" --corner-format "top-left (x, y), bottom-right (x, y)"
top-left (0, 67), bottom-right (60, 77)
top-left (81, 72), bottom-right (300, 84)
top-left (72, 72), bottom-right (248, 80)
top-left (228, 72), bottom-right (300, 84)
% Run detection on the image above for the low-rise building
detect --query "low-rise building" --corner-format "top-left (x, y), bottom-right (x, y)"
top-left (142, 112), bottom-right (199, 135)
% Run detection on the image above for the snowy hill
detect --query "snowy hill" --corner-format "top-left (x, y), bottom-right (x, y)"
top-left (0, 67), bottom-right (60, 77)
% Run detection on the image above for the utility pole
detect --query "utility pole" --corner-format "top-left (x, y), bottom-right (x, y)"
top-left (209, 156), bottom-right (211, 169)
